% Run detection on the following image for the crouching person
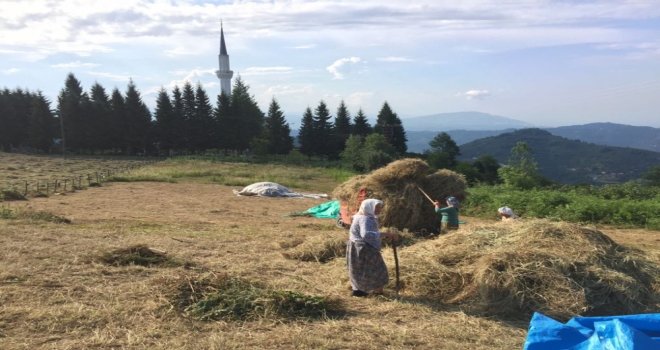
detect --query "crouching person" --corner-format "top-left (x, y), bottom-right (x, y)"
top-left (347, 199), bottom-right (398, 297)
top-left (434, 196), bottom-right (460, 234)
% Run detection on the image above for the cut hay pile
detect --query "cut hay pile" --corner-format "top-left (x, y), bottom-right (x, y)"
top-left (100, 244), bottom-right (180, 267)
top-left (282, 234), bottom-right (346, 263)
top-left (333, 158), bottom-right (467, 231)
top-left (399, 219), bottom-right (659, 320)
top-left (282, 229), bottom-right (418, 263)
top-left (164, 271), bottom-right (342, 322)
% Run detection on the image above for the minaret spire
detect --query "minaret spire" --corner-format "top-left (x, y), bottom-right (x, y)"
top-left (220, 21), bottom-right (228, 55)
top-left (215, 20), bottom-right (233, 96)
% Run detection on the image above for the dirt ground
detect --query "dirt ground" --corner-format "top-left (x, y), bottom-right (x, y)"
top-left (1, 181), bottom-right (658, 349)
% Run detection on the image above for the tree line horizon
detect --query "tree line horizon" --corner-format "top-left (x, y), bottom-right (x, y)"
top-left (0, 72), bottom-right (407, 159)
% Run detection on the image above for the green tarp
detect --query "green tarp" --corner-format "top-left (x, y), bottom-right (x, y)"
top-left (304, 200), bottom-right (340, 219)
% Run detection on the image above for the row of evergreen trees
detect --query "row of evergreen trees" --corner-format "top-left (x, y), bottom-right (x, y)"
top-left (1, 73), bottom-right (408, 159)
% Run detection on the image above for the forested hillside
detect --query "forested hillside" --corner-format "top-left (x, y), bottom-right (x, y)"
top-left (458, 129), bottom-right (660, 184)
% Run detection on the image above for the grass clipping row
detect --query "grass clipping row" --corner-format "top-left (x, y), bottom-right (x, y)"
top-left (398, 219), bottom-right (659, 320)
top-left (165, 272), bottom-right (341, 322)
top-left (333, 158), bottom-right (467, 231)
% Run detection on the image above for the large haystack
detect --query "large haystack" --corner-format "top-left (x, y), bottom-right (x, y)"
top-left (332, 158), bottom-right (467, 231)
top-left (397, 219), bottom-right (659, 320)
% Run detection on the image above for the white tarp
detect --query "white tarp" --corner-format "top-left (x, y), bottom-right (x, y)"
top-left (233, 182), bottom-right (328, 199)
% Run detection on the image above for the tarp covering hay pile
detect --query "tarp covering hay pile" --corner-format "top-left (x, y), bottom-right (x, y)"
top-left (398, 219), bottom-right (659, 320)
top-left (333, 158), bottom-right (467, 231)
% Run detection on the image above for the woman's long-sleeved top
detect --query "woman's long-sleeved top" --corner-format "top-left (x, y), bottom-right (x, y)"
top-left (349, 213), bottom-right (382, 249)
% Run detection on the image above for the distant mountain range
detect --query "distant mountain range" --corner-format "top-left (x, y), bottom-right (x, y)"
top-left (457, 129), bottom-right (660, 184)
top-left (406, 121), bottom-right (660, 154)
top-left (546, 123), bottom-right (660, 153)
top-left (402, 111), bottom-right (532, 131)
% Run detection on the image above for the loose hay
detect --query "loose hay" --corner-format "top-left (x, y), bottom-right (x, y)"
top-left (100, 244), bottom-right (180, 267)
top-left (282, 234), bottom-right (346, 263)
top-left (165, 271), bottom-right (342, 322)
top-left (399, 219), bottom-right (659, 320)
top-left (333, 158), bottom-right (467, 231)
top-left (282, 227), bottom-right (418, 265)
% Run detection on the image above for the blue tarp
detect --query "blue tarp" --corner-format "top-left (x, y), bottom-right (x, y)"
top-left (304, 200), bottom-right (340, 219)
top-left (524, 312), bottom-right (660, 350)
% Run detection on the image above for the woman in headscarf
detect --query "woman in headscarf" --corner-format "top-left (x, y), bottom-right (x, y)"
top-left (434, 196), bottom-right (460, 234)
top-left (346, 199), bottom-right (398, 297)
top-left (498, 206), bottom-right (518, 221)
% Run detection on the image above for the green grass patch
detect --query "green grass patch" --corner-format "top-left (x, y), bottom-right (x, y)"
top-left (173, 273), bottom-right (341, 322)
top-left (117, 158), bottom-right (356, 194)
top-left (0, 207), bottom-right (71, 223)
top-left (1, 189), bottom-right (27, 201)
top-left (463, 184), bottom-right (660, 229)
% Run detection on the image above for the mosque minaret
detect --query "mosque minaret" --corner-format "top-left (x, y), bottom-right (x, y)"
top-left (215, 22), bottom-right (233, 96)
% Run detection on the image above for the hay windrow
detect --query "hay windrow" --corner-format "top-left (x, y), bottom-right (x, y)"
top-left (1, 189), bottom-right (27, 201)
top-left (0, 207), bottom-right (71, 223)
top-left (332, 158), bottom-right (467, 231)
top-left (164, 271), bottom-right (342, 322)
top-left (99, 244), bottom-right (181, 267)
top-left (398, 219), bottom-right (659, 320)
top-left (282, 234), bottom-right (346, 263)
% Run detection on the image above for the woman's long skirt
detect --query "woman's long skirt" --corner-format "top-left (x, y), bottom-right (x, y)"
top-left (346, 240), bottom-right (388, 292)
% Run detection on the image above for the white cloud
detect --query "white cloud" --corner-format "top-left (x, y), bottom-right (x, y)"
top-left (346, 91), bottom-right (375, 109)
top-left (242, 66), bottom-right (293, 76)
top-left (2, 68), bottom-right (20, 74)
top-left (291, 44), bottom-right (316, 49)
top-left (265, 84), bottom-right (314, 96)
top-left (164, 46), bottom-right (201, 57)
top-left (166, 68), bottom-right (216, 89)
top-left (51, 61), bottom-right (99, 69)
top-left (326, 57), bottom-right (362, 80)
top-left (462, 90), bottom-right (491, 100)
top-left (377, 56), bottom-right (414, 62)
top-left (87, 71), bottom-right (133, 82)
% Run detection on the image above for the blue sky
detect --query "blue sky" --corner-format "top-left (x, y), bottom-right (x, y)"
top-left (2, 0), bottom-right (660, 129)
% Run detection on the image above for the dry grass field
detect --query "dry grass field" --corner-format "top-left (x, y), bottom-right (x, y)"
top-left (1, 157), bottom-right (658, 349)
top-left (0, 152), bottom-right (155, 198)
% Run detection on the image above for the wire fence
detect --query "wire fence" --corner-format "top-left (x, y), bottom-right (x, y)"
top-left (1, 160), bottom-right (158, 200)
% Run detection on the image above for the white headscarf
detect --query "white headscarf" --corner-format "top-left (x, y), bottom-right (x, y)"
top-left (358, 199), bottom-right (383, 216)
top-left (498, 206), bottom-right (514, 216)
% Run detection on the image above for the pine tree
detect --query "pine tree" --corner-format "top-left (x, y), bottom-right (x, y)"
top-left (263, 98), bottom-right (293, 154)
top-left (109, 88), bottom-right (125, 154)
top-left (89, 83), bottom-right (112, 152)
top-left (171, 86), bottom-right (185, 151)
top-left (27, 92), bottom-right (55, 152)
top-left (498, 141), bottom-right (545, 189)
top-left (333, 100), bottom-right (352, 156)
top-left (214, 91), bottom-right (231, 150)
top-left (0, 89), bottom-right (22, 151)
top-left (57, 73), bottom-right (86, 153)
top-left (374, 101), bottom-right (407, 154)
top-left (194, 83), bottom-right (214, 151)
top-left (123, 79), bottom-right (152, 155)
top-left (154, 88), bottom-right (175, 154)
top-left (181, 82), bottom-right (196, 151)
top-left (312, 100), bottom-right (333, 157)
top-left (426, 132), bottom-right (460, 169)
top-left (228, 77), bottom-right (264, 150)
top-left (297, 107), bottom-right (315, 156)
top-left (352, 109), bottom-right (372, 137)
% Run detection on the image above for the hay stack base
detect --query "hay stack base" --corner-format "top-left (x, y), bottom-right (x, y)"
top-left (399, 219), bottom-right (659, 320)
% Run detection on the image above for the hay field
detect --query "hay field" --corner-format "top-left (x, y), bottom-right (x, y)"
top-left (0, 152), bottom-right (153, 197)
top-left (1, 159), bottom-right (658, 349)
